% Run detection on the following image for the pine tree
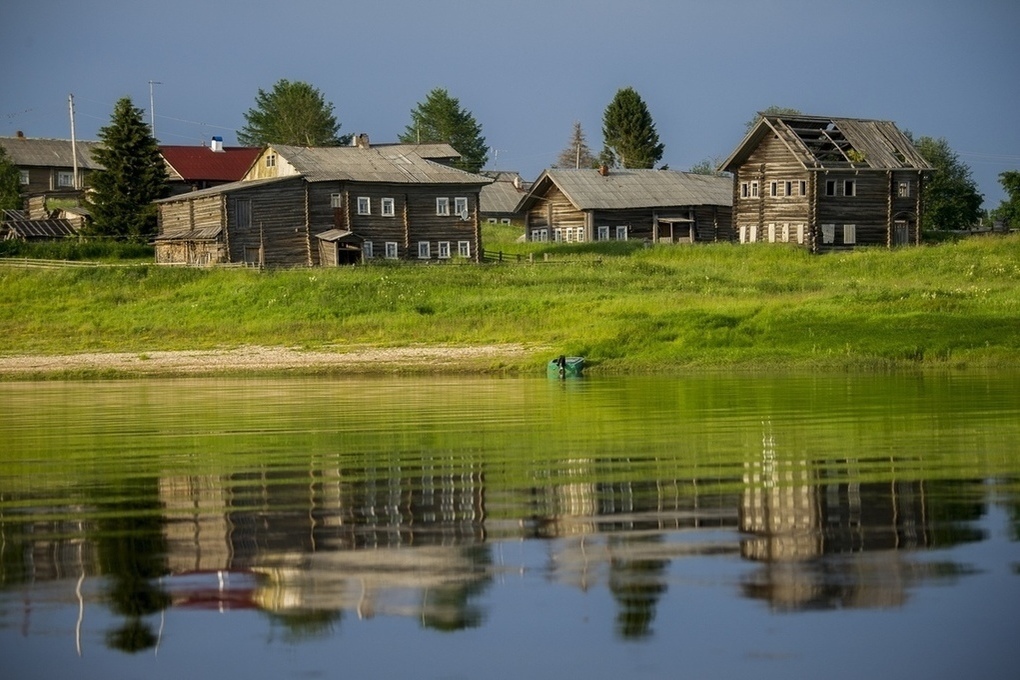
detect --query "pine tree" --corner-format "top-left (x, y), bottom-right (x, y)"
top-left (237, 79), bottom-right (345, 147)
top-left (601, 87), bottom-right (664, 169)
top-left (555, 121), bottom-right (597, 169)
top-left (84, 97), bottom-right (169, 240)
top-left (0, 146), bottom-right (22, 211)
top-left (399, 88), bottom-right (488, 173)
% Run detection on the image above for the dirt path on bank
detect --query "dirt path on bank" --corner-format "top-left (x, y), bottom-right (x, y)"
top-left (0, 344), bottom-right (540, 378)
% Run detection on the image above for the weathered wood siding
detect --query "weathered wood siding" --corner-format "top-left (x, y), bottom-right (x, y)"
top-left (224, 178), bottom-right (310, 266)
top-left (525, 186), bottom-right (583, 239)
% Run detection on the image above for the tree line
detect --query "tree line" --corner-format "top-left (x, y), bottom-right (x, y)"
top-left (1, 81), bottom-right (1015, 240)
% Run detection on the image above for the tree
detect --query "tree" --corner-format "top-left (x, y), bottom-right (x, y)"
top-left (399, 88), bottom-right (488, 173)
top-left (915, 136), bottom-right (983, 231)
top-left (601, 87), bottom-right (664, 169)
top-left (237, 79), bottom-right (345, 147)
top-left (991, 171), bottom-right (1020, 229)
top-left (688, 157), bottom-right (727, 176)
top-left (0, 146), bottom-right (22, 211)
top-left (744, 106), bottom-right (802, 133)
top-left (84, 97), bottom-right (168, 240)
top-left (555, 121), bottom-right (597, 169)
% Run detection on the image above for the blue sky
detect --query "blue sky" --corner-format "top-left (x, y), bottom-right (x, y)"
top-left (2, 0), bottom-right (1017, 206)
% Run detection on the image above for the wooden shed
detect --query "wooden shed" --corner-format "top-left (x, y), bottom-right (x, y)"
top-left (516, 168), bottom-right (733, 244)
top-left (719, 114), bottom-right (932, 251)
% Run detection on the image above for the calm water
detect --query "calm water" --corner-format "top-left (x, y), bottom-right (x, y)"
top-left (1, 373), bottom-right (1018, 679)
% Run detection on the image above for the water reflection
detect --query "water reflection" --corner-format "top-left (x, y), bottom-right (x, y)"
top-left (1, 373), bottom-right (1018, 657)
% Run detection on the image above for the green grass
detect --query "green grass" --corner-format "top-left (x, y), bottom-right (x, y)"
top-left (2, 232), bottom-right (1019, 373)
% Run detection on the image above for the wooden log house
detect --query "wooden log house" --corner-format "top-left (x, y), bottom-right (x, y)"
top-left (719, 114), bottom-right (931, 251)
top-left (155, 137), bottom-right (492, 266)
top-left (516, 168), bottom-right (733, 244)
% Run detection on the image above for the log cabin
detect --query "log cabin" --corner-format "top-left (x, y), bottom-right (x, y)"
top-left (719, 114), bottom-right (931, 251)
top-left (154, 136), bottom-right (492, 266)
top-left (0, 133), bottom-right (103, 214)
top-left (515, 168), bottom-right (732, 244)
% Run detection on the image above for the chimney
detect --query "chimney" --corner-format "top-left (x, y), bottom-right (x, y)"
top-left (355, 133), bottom-right (370, 149)
top-left (210, 136), bottom-right (224, 152)
top-left (599, 164), bottom-right (609, 176)
top-left (16, 131), bottom-right (24, 138)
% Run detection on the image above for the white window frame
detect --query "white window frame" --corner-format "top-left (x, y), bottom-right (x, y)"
top-left (597, 225), bottom-right (610, 241)
top-left (843, 224), bottom-right (856, 245)
top-left (437, 241), bottom-right (451, 259)
top-left (19, 170), bottom-right (29, 185)
top-left (363, 240), bottom-right (374, 259)
top-left (898, 181), bottom-right (911, 198)
top-left (436, 197), bottom-right (450, 216)
top-left (418, 241), bottom-right (431, 259)
top-left (740, 182), bottom-right (749, 199)
top-left (384, 241), bottom-right (398, 259)
top-left (615, 225), bottom-right (628, 241)
top-left (532, 228), bottom-right (548, 242)
top-left (381, 197), bottom-right (395, 217)
top-left (330, 193), bottom-right (343, 209)
top-left (454, 197), bottom-right (468, 217)
top-left (487, 217), bottom-right (497, 224)
top-left (357, 196), bottom-right (371, 215)
top-left (458, 240), bottom-right (472, 257)
top-left (57, 171), bottom-right (74, 188)
top-left (822, 223), bottom-right (836, 244)
top-left (750, 181), bottom-right (759, 198)
top-left (844, 179), bottom-right (856, 197)
top-left (575, 227), bottom-right (586, 242)
top-left (265, 153), bottom-right (276, 168)
top-left (500, 218), bottom-right (511, 225)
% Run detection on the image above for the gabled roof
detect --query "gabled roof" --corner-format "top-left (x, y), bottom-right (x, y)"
top-left (269, 144), bottom-right (492, 185)
top-left (720, 114), bottom-right (931, 172)
top-left (516, 168), bottom-right (732, 213)
top-left (0, 136), bottom-right (104, 169)
top-left (161, 145), bottom-right (262, 182)
top-left (479, 171), bottom-right (529, 214)
top-left (154, 175), bottom-right (297, 203)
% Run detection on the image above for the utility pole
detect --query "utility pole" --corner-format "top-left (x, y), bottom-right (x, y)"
top-left (68, 94), bottom-right (79, 189)
top-left (148, 80), bottom-right (162, 140)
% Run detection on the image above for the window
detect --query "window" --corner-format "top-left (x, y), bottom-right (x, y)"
top-left (616, 225), bottom-right (628, 241)
top-left (384, 241), bottom-right (398, 259)
top-left (19, 170), bottom-right (29, 185)
top-left (438, 241), bottom-right (451, 259)
top-left (785, 181), bottom-right (793, 197)
top-left (234, 199), bottom-right (252, 228)
top-left (740, 182), bottom-right (749, 198)
top-left (750, 181), bottom-right (759, 198)
top-left (822, 223), bottom-right (836, 244)
top-left (800, 180), bottom-right (807, 196)
top-left (381, 197), bottom-right (395, 217)
top-left (500, 218), bottom-right (511, 225)
top-left (597, 225), bottom-right (610, 241)
top-left (575, 227), bottom-right (586, 242)
top-left (436, 197), bottom-right (450, 216)
top-left (487, 217), bottom-right (497, 224)
top-left (363, 241), bottom-right (374, 259)
top-left (330, 193), bottom-right (342, 209)
top-left (57, 171), bottom-right (74, 188)
top-left (770, 181), bottom-right (778, 197)
top-left (418, 241), bottom-right (431, 259)
top-left (898, 181), bottom-right (911, 198)
top-left (825, 180), bottom-right (837, 197)
top-left (458, 240), bottom-right (472, 257)
top-left (265, 153), bottom-right (276, 168)
top-left (532, 228), bottom-right (548, 242)
top-left (843, 180), bottom-right (856, 197)
top-left (454, 197), bottom-right (468, 217)
top-left (843, 224), bottom-right (856, 244)
top-left (357, 197), bottom-right (371, 215)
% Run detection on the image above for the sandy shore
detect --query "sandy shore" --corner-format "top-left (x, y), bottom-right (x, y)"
top-left (0, 344), bottom-right (539, 378)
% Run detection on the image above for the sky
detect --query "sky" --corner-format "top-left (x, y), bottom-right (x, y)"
top-left (2, 0), bottom-right (1018, 207)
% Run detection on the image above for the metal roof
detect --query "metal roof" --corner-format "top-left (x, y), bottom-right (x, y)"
top-left (519, 169), bottom-right (732, 212)
top-left (160, 145), bottom-right (262, 182)
top-left (154, 226), bottom-right (223, 241)
top-left (3, 219), bottom-right (79, 239)
top-left (720, 114), bottom-right (931, 172)
top-left (480, 172), bottom-right (529, 214)
top-left (270, 144), bottom-right (493, 185)
top-left (0, 136), bottom-right (104, 169)
top-left (154, 175), bottom-right (298, 203)
top-left (314, 229), bottom-right (363, 243)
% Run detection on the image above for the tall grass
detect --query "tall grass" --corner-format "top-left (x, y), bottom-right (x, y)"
top-left (2, 233), bottom-right (1018, 372)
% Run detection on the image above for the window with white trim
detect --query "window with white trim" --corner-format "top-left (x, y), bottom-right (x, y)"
top-left (436, 197), bottom-right (450, 216)
top-left (330, 193), bottom-right (342, 209)
top-left (363, 241), bottom-right (374, 259)
top-left (843, 180), bottom-right (856, 197)
top-left (57, 171), bottom-right (74, 187)
top-left (532, 228), bottom-right (548, 242)
top-left (458, 240), bottom-right (471, 257)
top-left (19, 170), bottom-right (29, 185)
top-left (454, 197), bottom-right (468, 217)
top-left (575, 227), bottom-right (586, 242)
top-left (597, 225), bottom-right (610, 241)
top-left (740, 182), bottom-right (749, 199)
top-left (898, 181), bottom-right (911, 198)
top-left (843, 224), bottom-right (856, 244)
top-left (750, 181), bottom-right (759, 198)
top-left (357, 197), bottom-right (371, 215)
top-left (822, 223), bottom-right (836, 243)
top-left (418, 241), bottom-right (431, 259)
top-left (265, 153), bottom-right (276, 168)
top-left (488, 217), bottom-right (497, 223)
top-left (381, 197), bottom-right (395, 217)
top-left (438, 241), bottom-right (451, 259)
top-left (500, 218), bottom-right (511, 225)
top-left (384, 241), bottom-right (398, 259)
top-left (615, 225), bottom-right (628, 240)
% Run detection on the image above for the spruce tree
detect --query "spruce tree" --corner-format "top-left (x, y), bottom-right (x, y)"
top-left (555, 121), bottom-right (597, 169)
top-left (85, 97), bottom-right (168, 240)
top-left (399, 88), bottom-right (488, 173)
top-left (601, 87), bottom-right (664, 169)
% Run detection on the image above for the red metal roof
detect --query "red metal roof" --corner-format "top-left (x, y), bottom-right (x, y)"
top-left (160, 145), bottom-right (262, 182)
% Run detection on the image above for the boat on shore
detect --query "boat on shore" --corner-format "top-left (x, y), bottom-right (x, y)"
top-left (548, 355), bottom-right (584, 379)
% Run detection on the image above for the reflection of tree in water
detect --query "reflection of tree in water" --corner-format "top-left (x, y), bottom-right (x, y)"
top-left (94, 477), bottom-right (171, 653)
top-left (267, 609), bottom-right (343, 643)
top-left (421, 545), bottom-right (492, 632)
top-left (607, 536), bottom-right (667, 640)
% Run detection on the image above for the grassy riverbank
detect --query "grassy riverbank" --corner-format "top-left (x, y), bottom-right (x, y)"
top-left (2, 231), bottom-right (1018, 374)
